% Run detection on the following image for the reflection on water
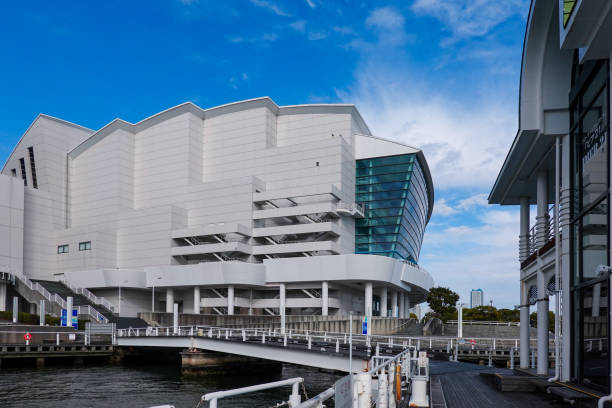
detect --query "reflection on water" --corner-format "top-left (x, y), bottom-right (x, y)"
top-left (0, 362), bottom-right (341, 408)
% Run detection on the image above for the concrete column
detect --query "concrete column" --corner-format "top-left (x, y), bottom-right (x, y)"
top-left (536, 270), bottom-right (549, 375)
top-left (166, 288), bottom-right (174, 313)
top-left (520, 280), bottom-right (530, 368)
top-left (405, 296), bottom-right (410, 318)
top-left (560, 133), bottom-right (571, 382)
top-left (391, 291), bottom-right (398, 318)
top-left (519, 197), bottom-right (530, 262)
top-left (536, 172), bottom-right (549, 248)
top-left (399, 293), bottom-right (405, 319)
top-left (227, 285), bottom-right (235, 315)
top-left (0, 282), bottom-right (6, 312)
top-left (321, 281), bottom-right (329, 316)
top-left (379, 287), bottom-right (388, 317)
top-left (66, 296), bottom-right (73, 327)
top-left (279, 283), bottom-right (286, 334)
top-left (193, 287), bottom-right (200, 314)
top-left (365, 282), bottom-right (373, 335)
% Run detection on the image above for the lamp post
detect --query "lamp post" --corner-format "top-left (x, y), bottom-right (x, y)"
top-left (457, 302), bottom-right (466, 338)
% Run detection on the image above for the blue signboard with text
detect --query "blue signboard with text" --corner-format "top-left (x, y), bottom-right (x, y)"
top-left (61, 309), bottom-right (78, 329)
top-left (362, 316), bottom-right (368, 334)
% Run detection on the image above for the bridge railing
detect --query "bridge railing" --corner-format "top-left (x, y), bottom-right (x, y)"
top-left (446, 320), bottom-right (520, 326)
top-left (202, 377), bottom-right (304, 408)
top-left (116, 324), bottom-right (549, 355)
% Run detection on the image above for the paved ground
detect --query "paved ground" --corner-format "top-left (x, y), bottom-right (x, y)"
top-left (431, 360), bottom-right (564, 407)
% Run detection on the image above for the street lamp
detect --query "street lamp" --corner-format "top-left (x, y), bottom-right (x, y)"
top-left (457, 302), bottom-right (466, 338)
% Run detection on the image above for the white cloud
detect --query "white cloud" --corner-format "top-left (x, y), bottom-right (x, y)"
top-left (307, 31), bottom-right (328, 41)
top-left (227, 33), bottom-right (278, 44)
top-left (289, 20), bottom-right (307, 32)
top-left (457, 193), bottom-right (488, 210)
top-left (433, 198), bottom-right (457, 217)
top-left (411, 0), bottom-right (528, 42)
top-left (305, 0), bottom-right (316, 9)
top-left (249, 0), bottom-right (291, 17)
top-left (365, 7), bottom-right (405, 30)
top-left (339, 65), bottom-right (516, 190)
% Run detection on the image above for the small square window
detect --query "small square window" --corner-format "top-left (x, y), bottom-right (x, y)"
top-left (57, 244), bottom-right (69, 254)
top-left (79, 241), bottom-right (91, 251)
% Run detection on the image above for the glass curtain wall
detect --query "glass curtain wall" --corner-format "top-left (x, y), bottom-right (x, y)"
top-left (570, 55), bottom-right (610, 389)
top-left (355, 154), bottom-right (429, 263)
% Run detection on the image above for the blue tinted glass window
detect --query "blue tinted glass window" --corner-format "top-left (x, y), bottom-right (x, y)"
top-left (355, 153), bottom-right (429, 263)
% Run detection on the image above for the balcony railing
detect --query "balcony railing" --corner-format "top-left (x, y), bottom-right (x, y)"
top-left (523, 205), bottom-right (560, 267)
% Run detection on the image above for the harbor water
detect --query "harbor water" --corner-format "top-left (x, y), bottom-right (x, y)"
top-left (0, 362), bottom-right (341, 408)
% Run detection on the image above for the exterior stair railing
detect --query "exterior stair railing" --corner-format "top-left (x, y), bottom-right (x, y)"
top-left (61, 279), bottom-right (117, 313)
top-left (11, 272), bottom-right (108, 323)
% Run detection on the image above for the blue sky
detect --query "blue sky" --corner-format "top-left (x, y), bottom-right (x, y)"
top-left (0, 0), bottom-right (530, 308)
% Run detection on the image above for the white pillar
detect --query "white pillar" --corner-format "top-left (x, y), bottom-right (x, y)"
top-left (0, 282), bottom-right (6, 312)
top-left (321, 281), bottom-right (329, 316)
top-left (399, 293), bottom-right (405, 319)
top-left (405, 296), bottom-right (410, 318)
top-left (193, 287), bottom-right (200, 314)
top-left (519, 197), bottom-right (530, 262)
top-left (391, 291), bottom-right (398, 318)
top-left (66, 296), bottom-right (73, 327)
top-left (227, 285), bottom-right (235, 315)
top-left (173, 303), bottom-right (178, 334)
top-left (166, 288), bottom-right (174, 313)
top-left (365, 282), bottom-right (373, 335)
top-left (536, 270), bottom-right (549, 375)
top-left (536, 172), bottom-right (549, 248)
top-left (520, 281), bottom-right (530, 368)
top-left (39, 300), bottom-right (45, 326)
top-left (279, 283), bottom-right (286, 334)
top-left (457, 303), bottom-right (463, 338)
top-left (560, 133), bottom-right (571, 382)
top-left (379, 287), bottom-right (388, 317)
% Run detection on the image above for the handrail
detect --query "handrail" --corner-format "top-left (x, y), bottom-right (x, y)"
top-left (295, 388), bottom-right (334, 408)
top-left (446, 320), bottom-right (520, 326)
top-left (202, 377), bottom-right (303, 408)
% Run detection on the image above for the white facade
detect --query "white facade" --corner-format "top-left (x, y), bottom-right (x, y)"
top-left (1, 97), bottom-right (434, 319)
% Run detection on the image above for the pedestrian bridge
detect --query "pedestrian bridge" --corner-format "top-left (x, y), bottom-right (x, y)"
top-left (116, 325), bottom-right (547, 372)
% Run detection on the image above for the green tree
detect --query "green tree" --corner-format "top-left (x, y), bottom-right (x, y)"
top-left (498, 308), bottom-right (520, 322)
top-left (426, 287), bottom-right (460, 322)
top-left (530, 311), bottom-right (555, 332)
top-left (463, 305), bottom-right (499, 321)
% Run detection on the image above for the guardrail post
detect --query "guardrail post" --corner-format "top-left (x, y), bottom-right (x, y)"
top-left (173, 303), bottom-right (178, 335)
top-left (242, 329), bottom-right (246, 341)
top-left (225, 329), bottom-right (228, 340)
top-left (355, 372), bottom-right (372, 408)
top-left (56, 332), bottom-right (60, 345)
top-left (377, 367), bottom-right (388, 408)
top-left (262, 333), bottom-right (266, 344)
top-left (288, 381), bottom-right (301, 407)
top-left (284, 335), bottom-right (288, 347)
top-left (308, 335), bottom-right (312, 350)
top-left (336, 339), bottom-right (339, 353)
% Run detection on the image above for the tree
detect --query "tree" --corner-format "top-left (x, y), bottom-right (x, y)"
top-left (530, 311), bottom-right (555, 332)
top-left (426, 287), bottom-right (460, 322)
top-left (463, 306), bottom-right (499, 321)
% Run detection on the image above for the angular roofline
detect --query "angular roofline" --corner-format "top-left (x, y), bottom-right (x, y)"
top-left (69, 97), bottom-right (372, 158)
top-left (1, 114), bottom-right (93, 173)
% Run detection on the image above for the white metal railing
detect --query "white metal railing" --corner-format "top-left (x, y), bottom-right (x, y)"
top-left (61, 279), bottom-right (117, 313)
top-left (526, 205), bottom-right (559, 258)
top-left (446, 320), bottom-right (520, 327)
top-left (336, 201), bottom-right (364, 218)
top-left (202, 377), bottom-right (304, 408)
top-left (116, 324), bottom-right (552, 354)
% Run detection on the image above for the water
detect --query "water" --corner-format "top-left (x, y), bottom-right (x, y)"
top-left (0, 362), bottom-right (341, 408)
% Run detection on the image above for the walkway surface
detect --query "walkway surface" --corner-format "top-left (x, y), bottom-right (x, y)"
top-left (431, 360), bottom-right (558, 408)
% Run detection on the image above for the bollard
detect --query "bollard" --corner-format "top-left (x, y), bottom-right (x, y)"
top-left (242, 330), bottom-right (246, 342)
top-left (510, 347), bottom-right (515, 370)
top-left (225, 329), bottom-right (228, 340)
top-left (377, 368), bottom-right (388, 408)
top-left (308, 336), bottom-right (312, 350)
top-left (284, 335), bottom-right (287, 347)
top-left (56, 332), bottom-right (60, 345)
top-left (336, 339), bottom-right (339, 353)
top-left (262, 333), bottom-right (266, 344)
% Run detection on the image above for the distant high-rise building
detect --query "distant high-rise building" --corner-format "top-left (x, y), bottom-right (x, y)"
top-left (470, 289), bottom-right (484, 308)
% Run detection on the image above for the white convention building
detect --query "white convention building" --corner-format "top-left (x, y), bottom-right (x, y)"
top-left (0, 97), bottom-right (434, 322)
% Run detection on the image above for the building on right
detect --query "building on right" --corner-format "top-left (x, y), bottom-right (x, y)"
top-left (489, 0), bottom-right (611, 390)
top-left (470, 289), bottom-right (483, 309)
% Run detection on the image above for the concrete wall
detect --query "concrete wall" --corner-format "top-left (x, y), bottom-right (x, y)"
top-left (0, 174), bottom-right (24, 275)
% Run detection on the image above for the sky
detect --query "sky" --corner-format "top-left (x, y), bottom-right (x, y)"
top-left (0, 0), bottom-right (530, 308)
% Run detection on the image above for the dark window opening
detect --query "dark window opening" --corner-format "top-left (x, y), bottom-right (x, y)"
top-left (10, 169), bottom-right (16, 177)
top-left (57, 244), bottom-right (69, 254)
top-left (28, 147), bottom-right (38, 189)
top-left (18, 158), bottom-right (27, 186)
top-left (79, 241), bottom-right (91, 251)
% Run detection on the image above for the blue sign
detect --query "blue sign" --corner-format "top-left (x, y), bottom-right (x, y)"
top-left (61, 309), bottom-right (78, 329)
top-left (362, 316), bottom-right (368, 335)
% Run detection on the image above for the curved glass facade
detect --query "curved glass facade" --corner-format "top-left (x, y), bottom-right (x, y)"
top-left (355, 153), bottom-right (430, 263)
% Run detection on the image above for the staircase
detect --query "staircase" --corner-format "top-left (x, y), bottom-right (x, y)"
top-left (31, 280), bottom-right (147, 329)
